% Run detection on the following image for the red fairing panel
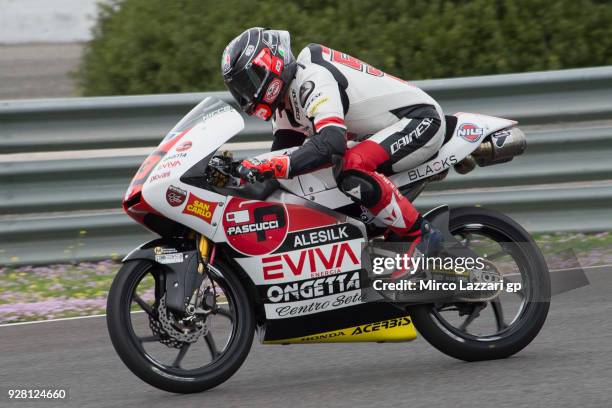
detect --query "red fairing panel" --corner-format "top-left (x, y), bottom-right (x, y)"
top-left (123, 129), bottom-right (193, 229)
top-left (221, 198), bottom-right (344, 257)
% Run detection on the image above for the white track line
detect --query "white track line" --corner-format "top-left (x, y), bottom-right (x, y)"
top-left (1, 265), bottom-right (608, 329)
top-left (2, 266), bottom-right (608, 329)
top-left (0, 313), bottom-right (107, 327)
top-left (0, 264), bottom-right (612, 327)
top-left (549, 263), bottom-right (612, 272)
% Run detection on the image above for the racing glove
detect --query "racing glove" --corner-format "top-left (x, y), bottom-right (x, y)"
top-left (236, 156), bottom-right (289, 183)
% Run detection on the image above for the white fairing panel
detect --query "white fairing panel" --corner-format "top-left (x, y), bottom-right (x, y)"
top-left (142, 103), bottom-right (245, 238)
top-left (390, 112), bottom-right (517, 187)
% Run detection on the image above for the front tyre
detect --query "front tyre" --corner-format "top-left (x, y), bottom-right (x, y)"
top-left (106, 259), bottom-right (255, 393)
top-left (409, 207), bottom-right (550, 361)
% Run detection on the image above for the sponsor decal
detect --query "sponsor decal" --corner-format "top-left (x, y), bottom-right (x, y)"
top-left (225, 209), bottom-right (250, 223)
top-left (253, 45), bottom-right (283, 74)
top-left (345, 184), bottom-right (361, 200)
top-left (154, 246), bottom-right (178, 255)
top-left (299, 81), bottom-right (315, 107)
top-left (254, 104), bottom-right (272, 120)
top-left (265, 271), bottom-right (360, 303)
top-left (303, 91), bottom-right (321, 110)
top-left (298, 331), bottom-right (347, 342)
top-left (202, 106), bottom-right (232, 122)
top-left (245, 44), bottom-right (255, 56)
top-left (359, 206), bottom-right (376, 224)
top-left (159, 160), bottom-right (181, 169)
top-left (149, 171), bottom-right (170, 182)
top-left (266, 290), bottom-right (363, 318)
top-left (223, 198), bottom-right (288, 256)
top-left (307, 96), bottom-right (329, 117)
top-left (126, 128), bottom-right (190, 195)
top-left (222, 44), bottom-right (233, 74)
top-left (176, 141), bottom-right (192, 152)
top-left (227, 220), bottom-right (280, 236)
top-left (492, 130), bottom-right (510, 147)
top-left (293, 225), bottom-right (349, 248)
top-left (263, 78), bottom-right (283, 104)
top-left (166, 185), bottom-right (187, 207)
top-left (261, 242), bottom-right (360, 280)
top-left (290, 89), bottom-right (301, 120)
top-left (390, 118), bottom-right (434, 155)
top-left (155, 253), bottom-right (184, 264)
top-left (457, 123), bottom-right (484, 142)
top-left (272, 58), bottom-right (284, 75)
top-left (273, 222), bottom-right (363, 253)
top-left (378, 193), bottom-right (404, 228)
top-left (407, 154), bottom-right (458, 182)
top-left (351, 317), bottom-right (410, 335)
top-left (163, 152), bottom-right (187, 161)
top-left (182, 193), bottom-right (217, 224)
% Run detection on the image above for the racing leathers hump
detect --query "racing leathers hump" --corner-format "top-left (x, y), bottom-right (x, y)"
top-left (272, 43), bottom-right (445, 236)
top-left (273, 44), bottom-right (443, 150)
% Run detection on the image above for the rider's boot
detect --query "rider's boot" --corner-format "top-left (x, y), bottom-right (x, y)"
top-left (386, 219), bottom-right (444, 279)
top-left (355, 171), bottom-right (443, 278)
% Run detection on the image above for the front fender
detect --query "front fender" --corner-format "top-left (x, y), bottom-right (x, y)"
top-left (122, 237), bottom-right (194, 262)
top-left (123, 238), bottom-right (199, 313)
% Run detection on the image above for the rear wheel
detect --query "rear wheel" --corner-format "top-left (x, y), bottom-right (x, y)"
top-left (408, 207), bottom-right (550, 361)
top-left (106, 259), bottom-right (254, 393)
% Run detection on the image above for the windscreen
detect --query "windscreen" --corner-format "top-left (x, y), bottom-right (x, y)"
top-left (163, 97), bottom-right (232, 142)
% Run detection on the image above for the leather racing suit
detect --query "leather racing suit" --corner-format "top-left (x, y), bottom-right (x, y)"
top-left (270, 44), bottom-right (445, 237)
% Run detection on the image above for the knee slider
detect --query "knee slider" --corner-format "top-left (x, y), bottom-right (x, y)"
top-left (337, 170), bottom-right (382, 207)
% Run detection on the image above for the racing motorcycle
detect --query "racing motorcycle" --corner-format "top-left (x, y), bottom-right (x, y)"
top-left (107, 97), bottom-right (550, 393)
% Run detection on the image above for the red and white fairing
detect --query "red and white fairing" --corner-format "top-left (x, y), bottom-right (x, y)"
top-left (123, 97), bottom-right (521, 327)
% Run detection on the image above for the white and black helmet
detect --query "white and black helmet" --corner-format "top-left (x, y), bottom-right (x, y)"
top-left (221, 27), bottom-right (297, 120)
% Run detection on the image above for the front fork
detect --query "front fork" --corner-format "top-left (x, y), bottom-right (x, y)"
top-left (185, 235), bottom-right (215, 316)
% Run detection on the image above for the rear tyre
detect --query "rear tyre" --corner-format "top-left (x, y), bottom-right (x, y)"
top-left (408, 207), bottom-right (550, 361)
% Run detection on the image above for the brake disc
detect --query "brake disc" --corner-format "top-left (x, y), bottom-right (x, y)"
top-left (148, 295), bottom-right (208, 348)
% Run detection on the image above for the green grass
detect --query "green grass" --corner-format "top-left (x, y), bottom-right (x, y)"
top-left (0, 232), bottom-right (609, 324)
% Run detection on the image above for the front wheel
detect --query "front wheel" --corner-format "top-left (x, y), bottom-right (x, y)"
top-left (106, 259), bottom-right (255, 393)
top-left (408, 207), bottom-right (550, 361)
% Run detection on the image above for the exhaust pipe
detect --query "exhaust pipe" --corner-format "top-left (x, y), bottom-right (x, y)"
top-left (455, 127), bottom-right (527, 174)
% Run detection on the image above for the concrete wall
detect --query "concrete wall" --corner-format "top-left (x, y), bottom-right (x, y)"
top-left (0, 0), bottom-right (100, 44)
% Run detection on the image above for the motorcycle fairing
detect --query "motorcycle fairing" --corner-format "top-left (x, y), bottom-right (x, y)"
top-left (256, 205), bottom-right (456, 343)
top-left (122, 98), bottom-right (520, 344)
top-left (208, 191), bottom-right (413, 342)
top-left (262, 314), bottom-right (417, 344)
top-left (261, 302), bottom-right (417, 343)
top-left (390, 112), bottom-right (517, 187)
top-left (140, 99), bottom-right (245, 239)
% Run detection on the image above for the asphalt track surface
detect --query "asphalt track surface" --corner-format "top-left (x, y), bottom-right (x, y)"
top-left (1, 267), bottom-right (611, 408)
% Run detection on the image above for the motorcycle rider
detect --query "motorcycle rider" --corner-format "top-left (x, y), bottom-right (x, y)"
top-left (222, 27), bottom-right (443, 262)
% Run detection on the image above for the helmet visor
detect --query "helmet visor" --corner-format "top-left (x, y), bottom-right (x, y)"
top-left (226, 63), bottom-right (269, 114)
